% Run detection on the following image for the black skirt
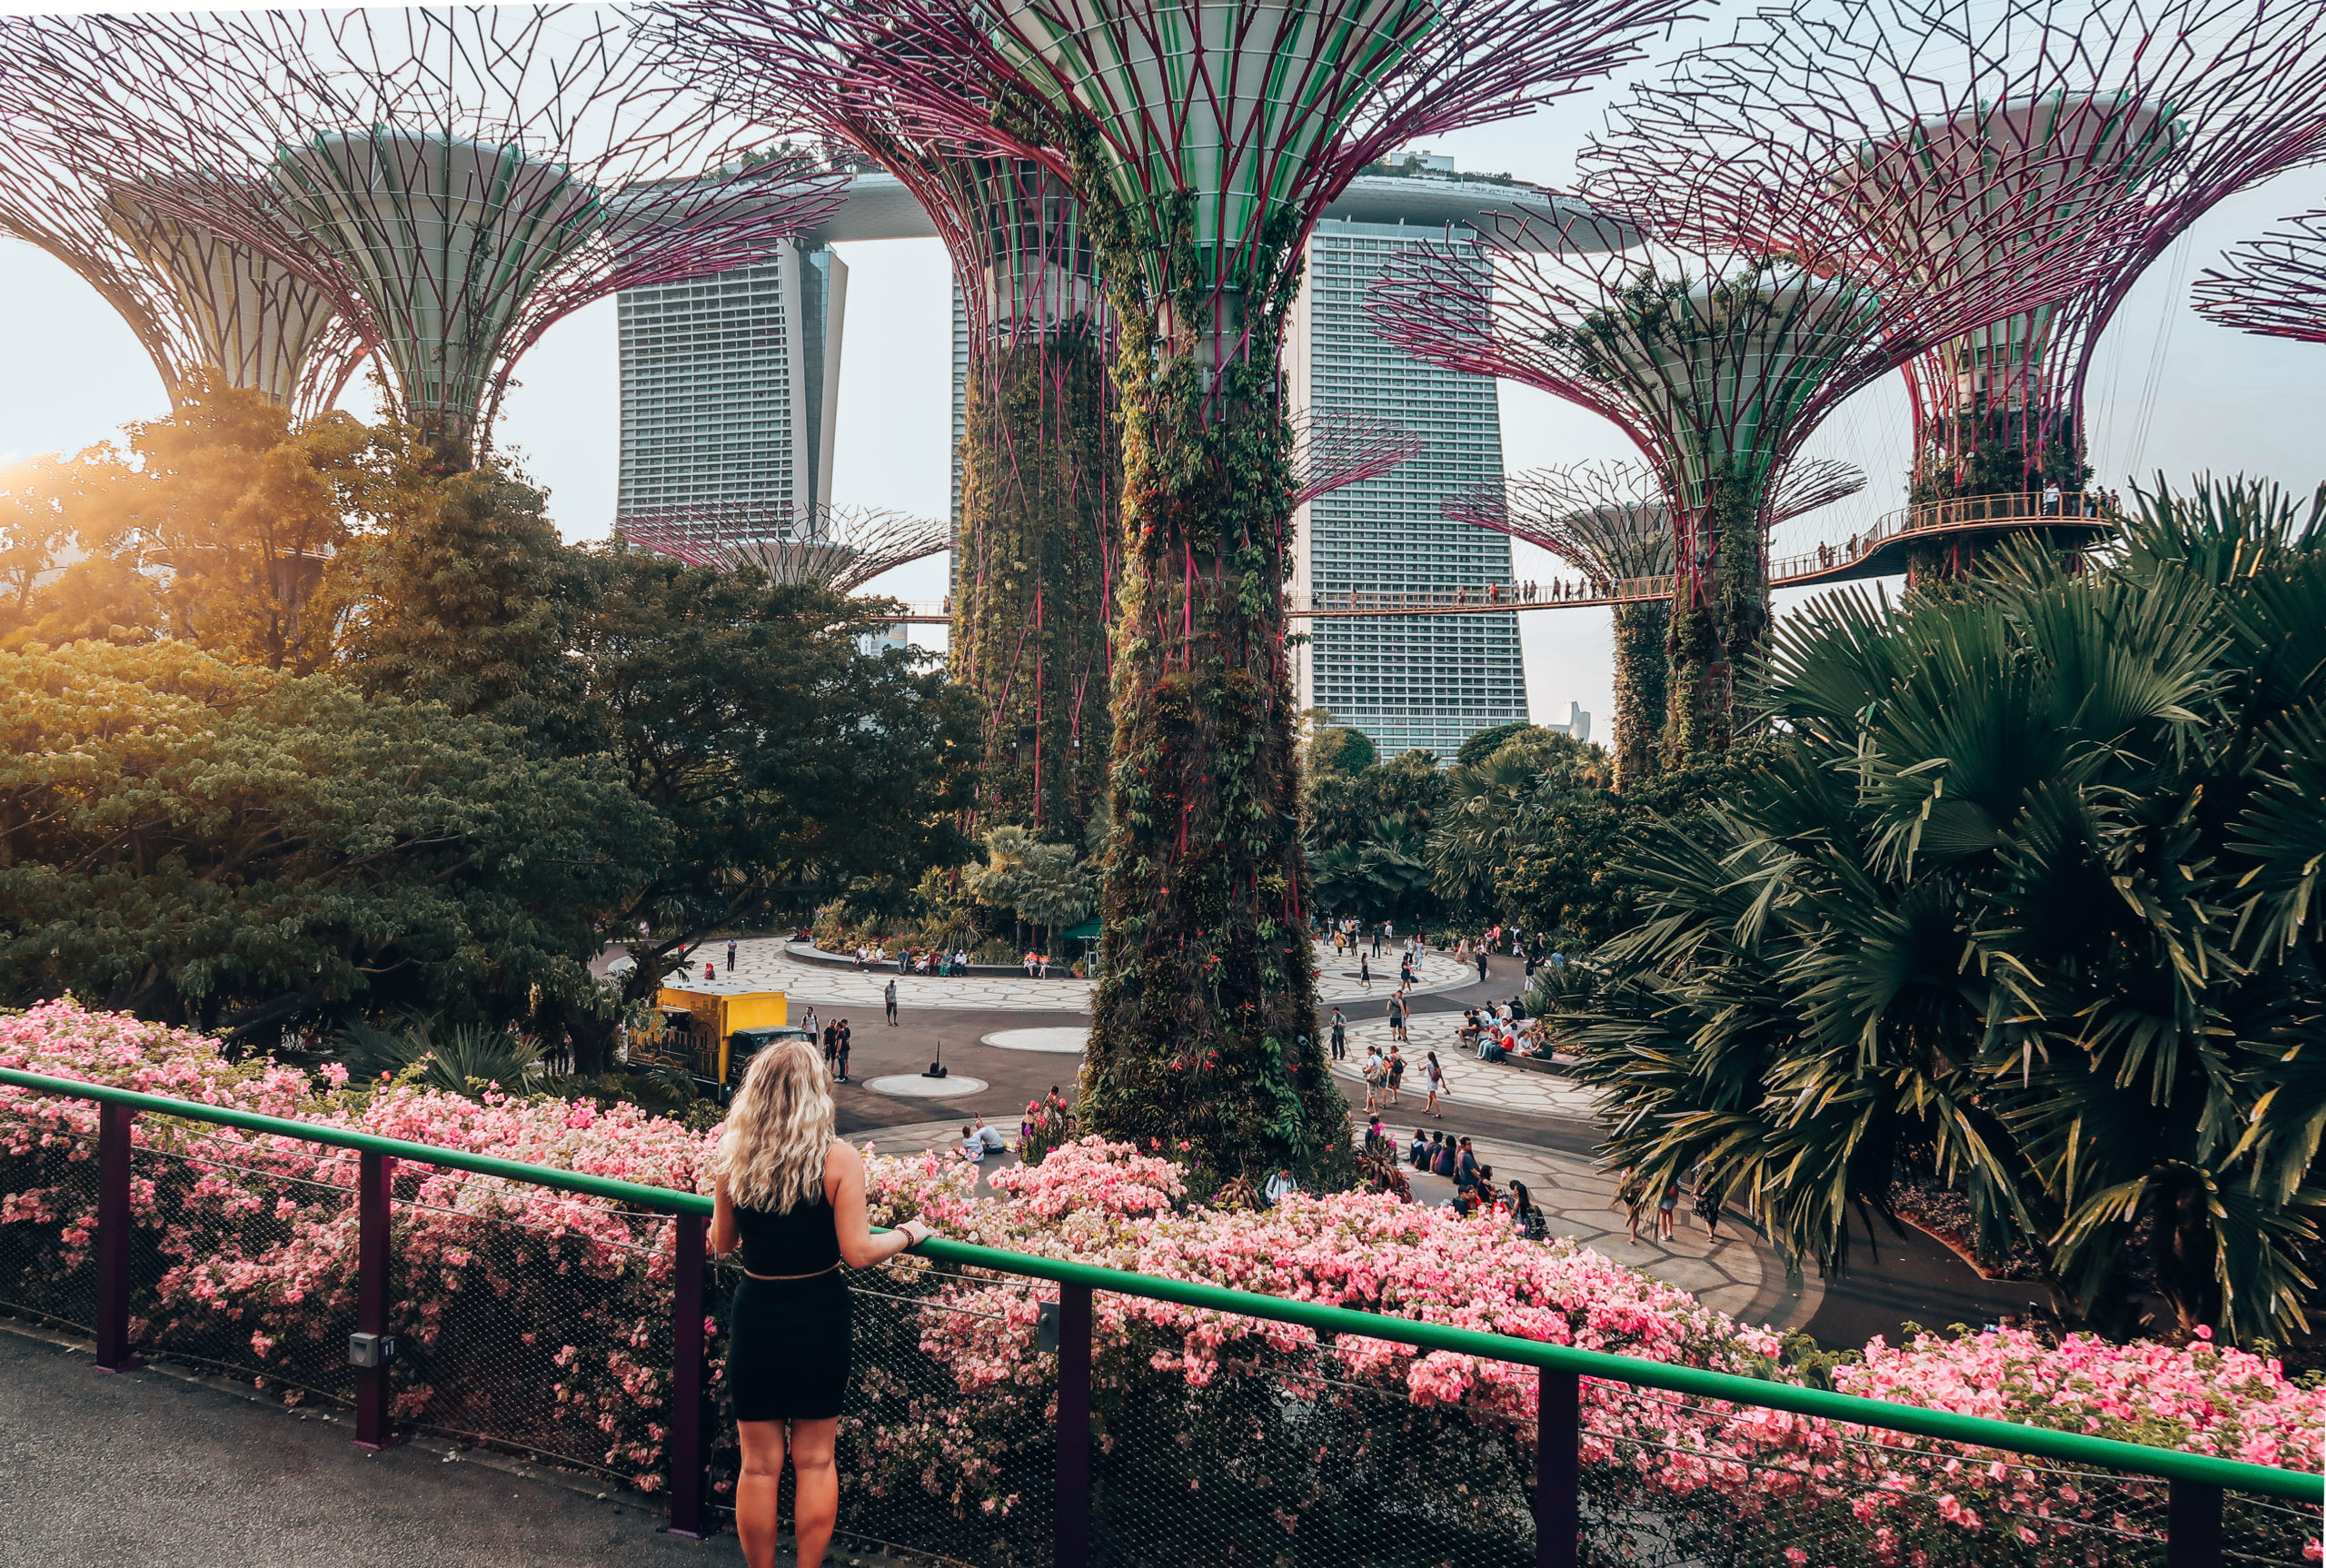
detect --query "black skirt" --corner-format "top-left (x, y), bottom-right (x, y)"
top-left (727, 1268), bottom-right (853, 1422)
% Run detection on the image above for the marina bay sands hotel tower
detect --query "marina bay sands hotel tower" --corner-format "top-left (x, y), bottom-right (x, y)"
top-left (618, 154), bottom-right (1558, 759)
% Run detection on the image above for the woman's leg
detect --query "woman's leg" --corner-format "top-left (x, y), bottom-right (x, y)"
top-left (789, 1416), bottom-right (843, 1566)
top-left (734, 1420), bottom-right (788, 1568)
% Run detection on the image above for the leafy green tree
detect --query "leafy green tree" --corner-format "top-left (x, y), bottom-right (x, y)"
top-left (1570, 477), bottom-right (2326, 1342)
top-left (1428, 729), bottom-right (1611, 923)
top-left (1454, 720), bottom-right (1536, 769)
top-left (0, 640), bottom-right (664, 1039)
top-left (584, 552), bottom-right (979, 1018)
top-left (329, 454), bottom-right (600, 753)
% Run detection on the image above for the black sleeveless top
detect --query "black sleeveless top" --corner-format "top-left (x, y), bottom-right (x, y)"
top-left (733, 1183), bottom-right (841, 1275)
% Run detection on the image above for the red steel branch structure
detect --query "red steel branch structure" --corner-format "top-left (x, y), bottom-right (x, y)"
top-left (0, 34), bottom-right (367, 420)
top-left (1443, 456), bottom-right (1860, 784)
top-left (618, 501), bottom-right (953, 591)
top-left (13, 7), bottom-right (842, 471)
top-left (1376, 46), bottom-right (2172, 764)
top-left (673, 0), bottom-right (1691, 1181)
top-left (657, 11), bottom-right (1125, 836)
top-left (2193, 209), bottom-right (2326, 344)
top-left (1616, 0), bottom-right (2326, 525)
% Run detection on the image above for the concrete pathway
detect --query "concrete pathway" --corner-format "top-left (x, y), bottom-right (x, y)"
top-left (0, 1328), bottom-right (913, 1568)
top-left (1331, 1012), bottom-right (1603, 1120)
top-left (627, 939), bottom-right (1476, 1013)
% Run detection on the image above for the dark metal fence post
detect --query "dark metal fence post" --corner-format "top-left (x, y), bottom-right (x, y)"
top-left (93, 1102), bottom-right (138, 1372)
top-left (353, 1151), bottom-right (394, 1449)
top-left (667, 1211), bottom-right (708, 1539)
top-left (1055, 1282), bottom-right (1093, 1568)
top-left (2166, 1480), bottom-right (2222, 1568)
top-left (1537, 1366), bottom-right (1580, 1568)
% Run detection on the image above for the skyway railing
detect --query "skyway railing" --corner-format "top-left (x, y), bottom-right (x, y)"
top-left (6, 1065), bottom-right (2311, 1568)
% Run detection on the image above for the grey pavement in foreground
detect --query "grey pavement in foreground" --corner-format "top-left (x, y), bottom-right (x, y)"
top-left (0, 1329), bottom-right (812, 1568)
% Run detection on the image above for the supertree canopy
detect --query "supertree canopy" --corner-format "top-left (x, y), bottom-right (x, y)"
top-left (0, 55), bottom-right (368, 418)
top-left (619, 502), bottom-right (952, 593)
top-left (2192, 209), bottom-right (2326, 343)
top-left (653, 14), bottom-right (1122, 839)
top-left (1287, 409), bottom-right (1426, 508)
top-left (1607, 0), bottom-right (2326, 518)
top-left (675, 0), bottom-right (1691, 1185)
top-left (1375, 174), bottom-right (2100, 762)
top-left (1442, 456), bottom-right (1861, 785)
top-left (11, 7), bottom-right (843, 471)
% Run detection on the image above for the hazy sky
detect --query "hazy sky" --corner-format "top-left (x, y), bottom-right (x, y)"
top-left (4, 2), bottom-right (2322, 735)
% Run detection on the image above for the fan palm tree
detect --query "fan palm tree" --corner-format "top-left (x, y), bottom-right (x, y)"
top-left (1571, 476), bottom-right (2326, 1342)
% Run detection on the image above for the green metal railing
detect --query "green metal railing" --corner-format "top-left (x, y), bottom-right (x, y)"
top-left (2, 1065), bottom-right (2318, 1566)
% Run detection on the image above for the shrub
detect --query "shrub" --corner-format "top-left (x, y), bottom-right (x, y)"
top-left (4, 1003), bottom-right (2319, 1565)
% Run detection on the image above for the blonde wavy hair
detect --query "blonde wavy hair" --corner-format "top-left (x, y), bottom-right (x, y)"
top-left (718, 1039), bottom-right (835, 1212)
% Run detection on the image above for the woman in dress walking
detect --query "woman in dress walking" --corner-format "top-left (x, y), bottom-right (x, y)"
top-left (1422, 1051), bottom-right (1445, 1116)
top-left (712, 1041), bottom-right (933, 1568)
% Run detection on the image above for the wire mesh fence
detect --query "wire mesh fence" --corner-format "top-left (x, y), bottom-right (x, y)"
top-left (0, 1124), bottom-right (99, 1335)
top-left (3, 1085), bottom-right (2319, 1568)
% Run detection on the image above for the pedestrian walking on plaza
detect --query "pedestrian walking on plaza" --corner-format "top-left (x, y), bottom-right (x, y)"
top-left (1361, 1047), bottom-right (1385, 1114)
top-left (884, 979), bottom-right (898, 1026)
top-left (1328, 1007), bottom-right (1347, 1060)
top-left (1423, 1052), bottom-right (1445, 1116)
top-left (728, 938), bottom-right (739, 974)
top-left (1386, 1046), bottom-right (1406, 1107)
top-left (800, 1007), bottom-right (819, 1045)
top-left (1385, 992), bottom-right (1404, 1043)
top-left (1372, 925), bottom-right (1384, 958)
top-left (1475, 948), bottom-right (1489, 984)
top-left (822, 1021), bottom-right (838, 1073)
top-left (1358, 954), bottom-right (1372, 991)
top-left (1694, 1172), bottom-right (1725, 1240)
top-left (1656, 1180), bottom-right (1681, 1242)
top-left (711, 1040), bottom-right (931, 1568)
top-left (834, 1030), bottom-right (851, 1083)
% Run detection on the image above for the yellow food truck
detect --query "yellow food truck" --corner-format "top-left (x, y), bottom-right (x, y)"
top-left (636, 987), bottom-right (811, 1100)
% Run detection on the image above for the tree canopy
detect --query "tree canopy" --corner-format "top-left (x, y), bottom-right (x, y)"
top-left (1567, 477), bottom-right (2326, 1343)
top-left (0, 640), bottom-right (663, 1037)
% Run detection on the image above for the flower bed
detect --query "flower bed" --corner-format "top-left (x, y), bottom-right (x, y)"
top-left (4, 1003), bottom-right (2321, 1567)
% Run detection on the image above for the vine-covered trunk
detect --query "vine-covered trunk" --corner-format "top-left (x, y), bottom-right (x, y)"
top-left (1079, 245), bottom-right (1349, 1190)
top-left (1663, 467), bottom-right (1769, 765)
top-left (1610, 597), bottom-right (1669, 791)
top-left (951, 321), bottom-right (1116, 837)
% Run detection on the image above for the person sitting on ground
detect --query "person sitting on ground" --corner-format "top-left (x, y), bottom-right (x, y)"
top-left (1431, 1136), bottom-right (1457, 1179)
top-left (1455, 1137), bottom-right (1479, 1193)
top-left (1480, 1033), bottom-right (1508, 1065)
top-left (1409, 1127), bottom-right (1429, 1167)
top-left (1508, 1180), bottom-right (1547, 1242)
top-left (1264, 1166), bottom-right (1297, 1206)
top-left (958, 1126), bottom-right (987, 1162)
top-left (974, 1117), bottom-right (1007, 1154)
top-left (1023, 950), bottom-right (1038, 978)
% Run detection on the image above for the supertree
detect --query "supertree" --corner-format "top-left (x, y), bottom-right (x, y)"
top-left (10, 7), bottom-right (844, 472)
top-left (0, 55), bottom-right (368, 419)
top-left (1442, 456), bottom-right (1861, 785)
top-left (673, 0), bottom-right (1690, 1184)
top-left (654, 22), bottom-right (1124, 838)
top-left (1288, 409), bottom-right (1427, 507)
top-left (1608, 0), bottom-right (2326, 537)
top-left (2192, 210), bottom-right (2326, 343)
top-left (619, 502), bottom-right (953, 592)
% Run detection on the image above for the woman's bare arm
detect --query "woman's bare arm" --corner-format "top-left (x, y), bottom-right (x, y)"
top-left (711, 1173), bottom-right (740, 1259)
top-left (826, 1139), bottom-right (929, 1268)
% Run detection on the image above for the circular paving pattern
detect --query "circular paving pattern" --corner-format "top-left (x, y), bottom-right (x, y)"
top-left (979, 1027), bottom-right (1089, 1054)
top-left (861, 1073), bottom-right (990, 1098)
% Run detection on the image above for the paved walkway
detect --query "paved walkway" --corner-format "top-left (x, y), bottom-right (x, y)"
top-left (625, 939), bottom-right (1476, 1013)
top-left (1332, 1012), bottom-right (1602, 1120)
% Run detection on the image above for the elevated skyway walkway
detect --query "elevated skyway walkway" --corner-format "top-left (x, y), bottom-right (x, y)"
top-left (868, 493), bottom-right (2120, 625)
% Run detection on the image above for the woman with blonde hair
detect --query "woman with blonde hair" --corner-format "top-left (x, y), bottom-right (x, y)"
top-left (711, 1039), bottom-right (931, 1568)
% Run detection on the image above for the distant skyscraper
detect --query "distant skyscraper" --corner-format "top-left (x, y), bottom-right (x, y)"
top-left (616, 238), bottom-right (848, 521)
top-left (1288, 189), bottom-right (1528, 759)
